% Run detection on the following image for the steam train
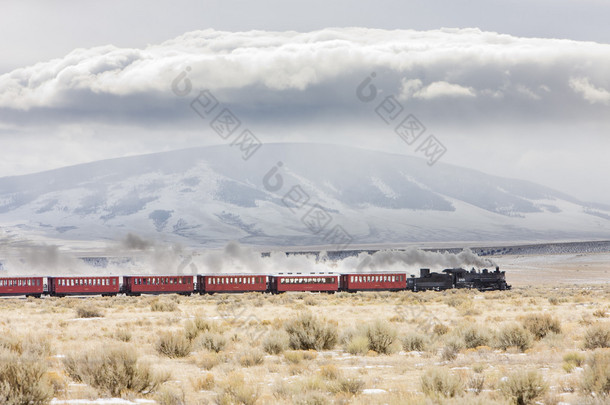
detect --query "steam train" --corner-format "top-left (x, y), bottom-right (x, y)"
top-left (0, 267), bottom-right (509, 297)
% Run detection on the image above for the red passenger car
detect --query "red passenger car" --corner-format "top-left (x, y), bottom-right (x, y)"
top-left (48, 276), bottom-right (119, 297)
top-left (340, 273), bottom-right (407, 292)
top-left (197, 274), bottom-right (268, 294)
top-left (123, 275), bottom-right (194, 296)
top-left (0, 277), bottom-right (44, 297)
top-left (272, 274), bottom-right (338, 293)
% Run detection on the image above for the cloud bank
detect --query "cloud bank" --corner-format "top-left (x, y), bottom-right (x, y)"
top-left (1, 27), bottom-right (609, 123)
top-left (1, 27), bottom-right (609, 204)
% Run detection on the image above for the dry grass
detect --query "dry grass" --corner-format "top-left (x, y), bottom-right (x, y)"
top-left (0, 282), bottom-right (608, 404)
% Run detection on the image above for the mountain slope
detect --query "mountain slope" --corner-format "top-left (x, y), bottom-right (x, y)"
top-left (0, 143), bottom-right (609, 248)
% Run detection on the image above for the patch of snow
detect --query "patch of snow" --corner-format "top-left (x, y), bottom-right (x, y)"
top-left (362, 389), bottom-right (387, 394)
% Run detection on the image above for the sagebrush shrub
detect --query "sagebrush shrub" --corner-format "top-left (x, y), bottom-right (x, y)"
top-left (195, 351), bottom-right (222, 370)
top-left (365, 320), bottom-right (398, 354)
top-left (196, 332), bottom-right (227, 353)
top-left (115, 329), bottom-right (132, 342)
top-left (76, 305), bottom-right (103, 318)
top-left (402, 331), bottom-right (428, 352)
top-left (461, 325), bottom-right (491, 349)
top-left (583, 324), bottom-right (610, 350)
top-left (284, 313), bottom-right (337, 351)
top-left (496, 324), bottom-right (533, 352)
top-left (237, 349), bottom-right (265, 367)
top-left (329, 377), bottom-right (365, 395)
top-left (184, 317), bottom-right (215, 341)
top-left (581, 349), bottom-right (610, 396)
top-left (500, 370), bottom-right (548, 405)
top-left (346, 335), bottom-right (369, 355)
top-left (522, 313), bottom-right (561, 340)
top-left (64, 344), bottom-right (167, 397)
top-left (441, 337), bottom-right (464, 361)
top-left (262, 331), bottom-right (289, 355)
top-left (151, 300), bottom-right (178, 312)
top-left (155, 386), bottom-right (185, 405)
top-left (0, 348), bottom-right (53, 405)
top-left (420, 368), bottom-right (464, 398)
top-left (218, 372), bottom-right (259, 405)
top-left (156, 332), bottom-right (192, 358)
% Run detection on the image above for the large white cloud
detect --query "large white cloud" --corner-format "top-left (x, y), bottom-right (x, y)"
top-left (1, 28), bottom-right (610, 204)
top-left (1, 27), bottom-right (609, 119)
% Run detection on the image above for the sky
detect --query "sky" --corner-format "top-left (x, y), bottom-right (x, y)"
top-left (1, 0), bottom-right (610, 204)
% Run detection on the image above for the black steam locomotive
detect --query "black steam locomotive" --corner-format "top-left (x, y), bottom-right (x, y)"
top-left (407, 266), bottom-right (511, 292)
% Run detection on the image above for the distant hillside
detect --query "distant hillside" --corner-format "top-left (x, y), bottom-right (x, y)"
top-left (0, 143), bottom-right (609, 248)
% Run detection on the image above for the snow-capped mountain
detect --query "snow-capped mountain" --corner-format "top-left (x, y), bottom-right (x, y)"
top-left (1, 143), bottom-right (609, 248)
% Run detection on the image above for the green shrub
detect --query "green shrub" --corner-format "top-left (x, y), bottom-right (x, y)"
top-left (583, 324), bottom-right (610, 350)
top-left (64, 344), bottom-right (167, 397)
top-left (284, 313), bottom-right (338, 351)
top-left (156, 332), bottom-right (192, 358)
top-left (402, 331), bottom-right (428, 352)
top-left (0, 348), bottom-right (53, 405)
top-left (365, 320), bottom-right (398, 354)
top-left (522, 313), bottom-right (561, 340)
top-left (500, 370), bottom-right (548, 405)
top-left (420, 368), bottom-right (464, 398)
top-left (581, 349), bottom-right (610, 396)
top-left (496, 324), bottom-right (533, 352)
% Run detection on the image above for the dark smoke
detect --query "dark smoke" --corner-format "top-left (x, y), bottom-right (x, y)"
top-left (122, 233), bottom-right (154, 250)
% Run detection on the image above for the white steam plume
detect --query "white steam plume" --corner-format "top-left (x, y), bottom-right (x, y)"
top-left (341, 247), bottom-right (496, 274)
